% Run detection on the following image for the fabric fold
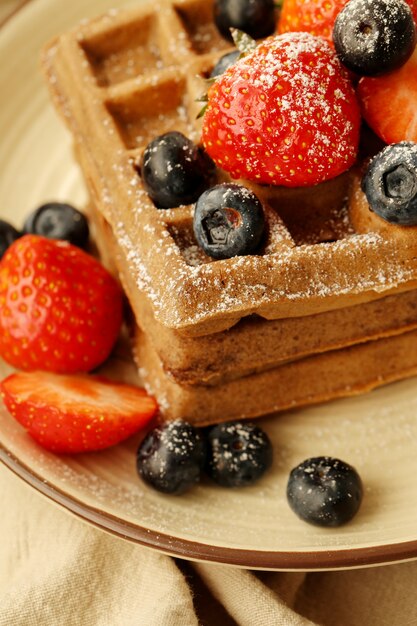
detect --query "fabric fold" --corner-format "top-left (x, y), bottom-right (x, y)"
top-left (2, 465), bottom-right (417, 626)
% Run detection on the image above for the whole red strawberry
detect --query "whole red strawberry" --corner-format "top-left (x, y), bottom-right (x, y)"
top-left (278, 0), bottom-right (417, 46)
top-left (1, 371), bottom-right (158, 453)
top-left (202, 32), bottom-right (360, 187)
top-left (0, 235), bottom-right (123, 373)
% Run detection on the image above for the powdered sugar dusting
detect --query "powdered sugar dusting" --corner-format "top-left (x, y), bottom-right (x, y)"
top-left (46, 4), bottom-right (417, 332)
top-left (115, 206), bottom-right (417, 329)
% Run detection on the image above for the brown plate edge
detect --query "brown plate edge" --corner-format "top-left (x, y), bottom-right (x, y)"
top-left (2, 444), bottom-right (417, 571)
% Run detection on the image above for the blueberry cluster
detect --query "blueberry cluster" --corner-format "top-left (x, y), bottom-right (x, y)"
top-left (136, 419), bottom-right (273, 494)
top-left (329, 0), bottom-right (417, 226)
top-left (212, 0), bottom-right (416, 80)
top-left (140, 131), bottom-right (266, 260)
top-left (0, 202), bottom-right (89, 260)
top-left (136, 421), bottom-right (363, 527)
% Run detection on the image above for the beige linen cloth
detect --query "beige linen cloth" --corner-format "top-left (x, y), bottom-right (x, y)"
top-left (2, 465), bottom-right (417, 626)
top-left (0, 0), bottom-right (28, 23)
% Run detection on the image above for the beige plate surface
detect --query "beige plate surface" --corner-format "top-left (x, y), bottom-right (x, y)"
top-left (2, 0), bottom-right (417, 572)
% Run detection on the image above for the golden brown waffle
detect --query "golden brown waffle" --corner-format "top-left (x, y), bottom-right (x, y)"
top-left (129, 288), bottom-right (417, 386)
top-left (42, 0), bottom-right (417, 338)
top-left (94, 196), bottom-right (417, 422)
top-left (90, 201), bottom-right (417, 386)
top-left (135, 327), bottom-right (417, 424)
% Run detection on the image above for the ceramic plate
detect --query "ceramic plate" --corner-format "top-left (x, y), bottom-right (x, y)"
top-left (2, 0), bottom-right (417, 572)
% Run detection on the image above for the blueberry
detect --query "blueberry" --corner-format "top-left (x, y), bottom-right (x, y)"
top-left (213, 0), bottom-right (276, 42)
top-left (23, 203), bottom-right (89, 248)
top-left (361, 142), bottom-right (417, 225)
top-left (140, 132), bottom-right (212, 209)
top-left (205, 421), bottom-right (273, 487)
top-left (136, 420), bottom-right (206, 495)
top-left (210, 49), bottom-right (240, 78)
top-left (333, 0), bottom-right (416, 76)
top-left (193, 183), bottom-right (265, 259)
top-left (287, 457), bottom-right (363, 527)
top-left (0, 220), bottom-right (21, 259)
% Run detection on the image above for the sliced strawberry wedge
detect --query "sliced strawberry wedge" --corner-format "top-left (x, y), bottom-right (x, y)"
top-left (1, 371), bottom-right (158, 454)
top-left (358, 48), bottom-right (417, 144)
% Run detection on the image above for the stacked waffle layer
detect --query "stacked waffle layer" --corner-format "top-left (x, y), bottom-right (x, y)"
top-left (43, 0), bottom-right (417, 424)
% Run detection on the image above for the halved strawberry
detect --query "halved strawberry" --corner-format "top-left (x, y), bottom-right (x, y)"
top-left (1, 371), bottom-right (158, 453)
top-left (357, 48), bottom-right (417, 144)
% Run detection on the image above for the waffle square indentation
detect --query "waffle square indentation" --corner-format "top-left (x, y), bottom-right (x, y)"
top-left (107, 77), bottom-right (193, 149)
top-left (81, 15), bottom-right (163, 86)
top-left (174, 0), bottom-right (229, 55)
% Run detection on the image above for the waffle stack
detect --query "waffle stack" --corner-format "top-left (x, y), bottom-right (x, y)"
top-left (43, 0), bottom-right (417, 425)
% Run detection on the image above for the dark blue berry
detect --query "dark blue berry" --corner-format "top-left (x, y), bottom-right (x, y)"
top-left (361, 141), bottom-right (417, 225)
top-left (205, 421), bottom-right (273, 487)
top-left (193, 183), bottom-right (265, 259)
top-left (0, 220), bottom-right (21, 259)
top-left (333, 0), bottom-right (416, 76)
top-left (287, 457), bottom-right (363, 527)
top-left (210, 50), bottom-right (240, 78)
top-left (136, 420), bottom-right (206, 495)
top-left (23, 203), bottom-right (89, 248)
top-left (140, 131), bottom-right (212, 209)
top-left (213, 0), bottom-right (276, 42)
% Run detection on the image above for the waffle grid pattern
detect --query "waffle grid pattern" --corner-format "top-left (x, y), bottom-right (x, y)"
top-left (43, 0), bottom-right (417, 335)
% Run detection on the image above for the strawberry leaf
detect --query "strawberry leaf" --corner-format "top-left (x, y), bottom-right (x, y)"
top-left (197, 103), bottom-right (209, 119)
top-left (230, 29), bottom-right (257, 56)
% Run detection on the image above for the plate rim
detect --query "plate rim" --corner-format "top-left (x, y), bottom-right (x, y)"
top-left (2, 441), bottom-right (417, 571)
top-left (2, 0), bottom-right (417, 573)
